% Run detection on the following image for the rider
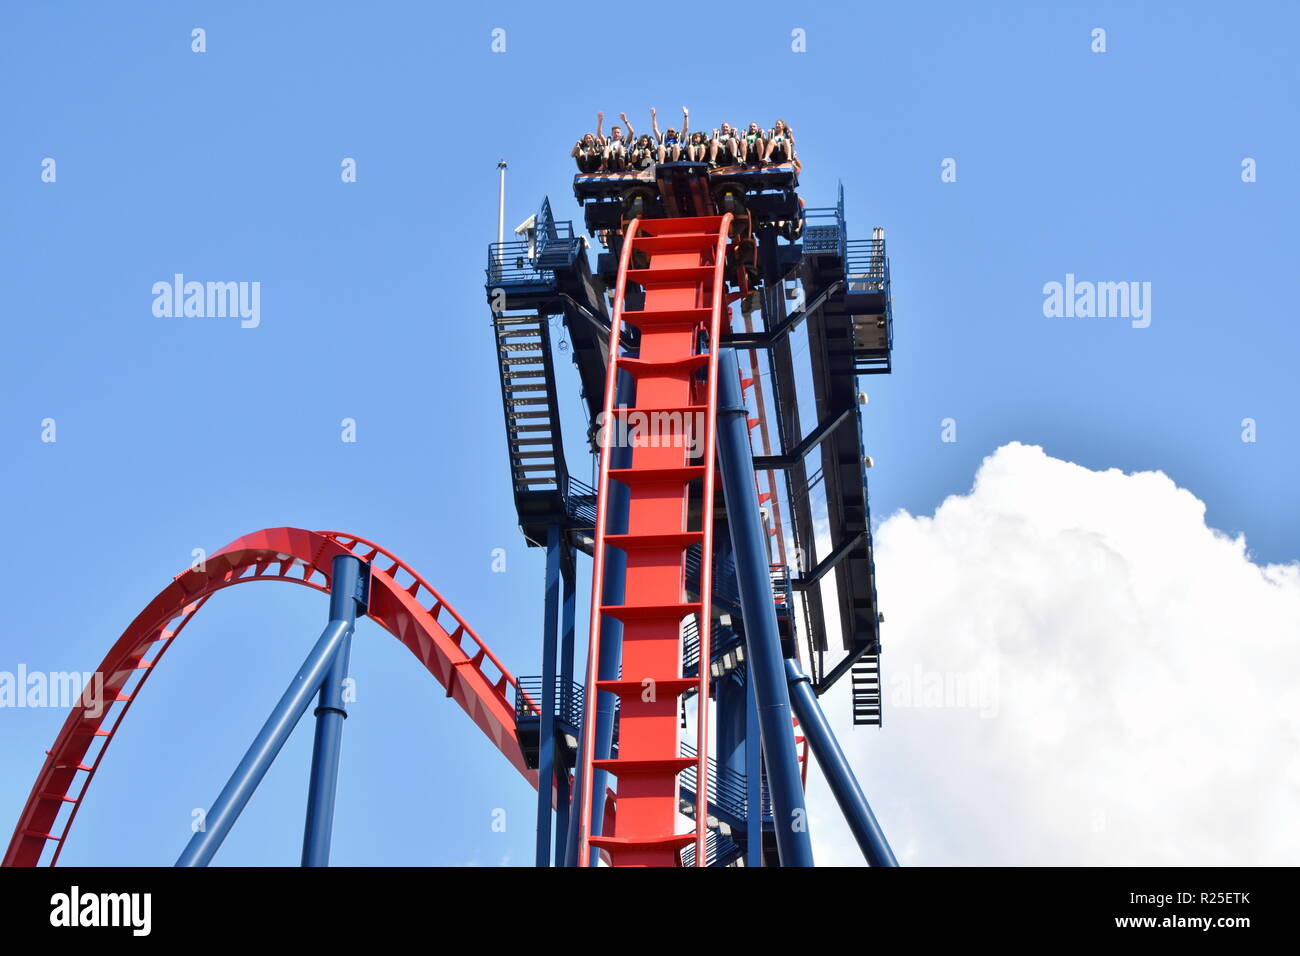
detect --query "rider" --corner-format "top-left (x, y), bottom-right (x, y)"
top-left (630, 132), bottom-right (657, 170)
top-left (741, 122), bottom-right (765, 165)
top-left (684, 129), bottom-right (709, 162)
top-left (763, 119), bottom-right (796, 165)
top-left (571, 130), bottom-right (602, 173)
top-left (652, 106), bottom-right (689, 163)
top-left (709, 122), bottom-right (741, 167)
top-left (599, 111), bottom-right (633, 171)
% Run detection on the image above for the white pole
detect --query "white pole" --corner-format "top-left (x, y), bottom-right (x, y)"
top-left (494, 160), bottom-right (507, 280)
top-left (497, 160), bottom-right (507, 246)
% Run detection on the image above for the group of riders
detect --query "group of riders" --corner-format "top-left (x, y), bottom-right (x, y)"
top-left (571, 108), bottom-right (798, 174)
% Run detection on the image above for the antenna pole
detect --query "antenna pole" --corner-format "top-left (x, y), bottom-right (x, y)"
top-left (497, 160), bottom-right (507, 246)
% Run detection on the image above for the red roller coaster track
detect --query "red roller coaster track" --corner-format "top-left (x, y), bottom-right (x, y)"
top-left (3, 527), bottom-right (538, 867)
top-left (578, 214), bottom-right (732, 867)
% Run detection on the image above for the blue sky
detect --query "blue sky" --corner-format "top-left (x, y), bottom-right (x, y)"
top-left (1, 1), bottom-right (1296, 865)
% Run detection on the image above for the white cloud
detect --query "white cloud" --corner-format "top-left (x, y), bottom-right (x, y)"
top-left (808, 442), bottom-right (1300, 866)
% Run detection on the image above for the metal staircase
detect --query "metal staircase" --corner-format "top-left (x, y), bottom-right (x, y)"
top-left (492, 312), bottom-right (569, 544)
top-left (850, 655), bottom-right (883, 727)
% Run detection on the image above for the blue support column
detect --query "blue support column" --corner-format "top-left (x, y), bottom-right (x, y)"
top-left (715, 348), bottom-right (814, 867)
top-left (715, 667), bottom-right (746, 793)
top-left (176, 615), bottom-right (356, 866)
top-left (554, 547), bottom-right (576, 866)
top-left (536, 524), bottom-right (562, 866)
top-left (744, 666), bottom-right (763, 866)
top-left (715, 664), bottom-right (746, 859)
top-left (786, 660), bottom-right (898, 866)
top-left (301, 555), bottom-right (365, 866)
top-left (565, 371), bottom-right (632, 867)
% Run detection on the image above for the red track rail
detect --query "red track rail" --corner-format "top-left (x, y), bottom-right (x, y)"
top-left (3, 527), bottom-right (537, 867)
top-left (578, 214), bottom-right (734, 867)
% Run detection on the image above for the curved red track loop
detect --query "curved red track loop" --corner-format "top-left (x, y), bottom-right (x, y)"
top-left (3, 527), bottom-right (538, 867)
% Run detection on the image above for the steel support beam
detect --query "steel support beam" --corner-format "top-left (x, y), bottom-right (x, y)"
top-left (792, 531), bottom-right (867, 592)
top-left (814, 642), bottom-right (876, 696)
top-left (715, 667), bottom-right (747, 790)
top-left (786, 659), bottom-right (897, 866)
top-left (744, 665), bottom-right (763, 867)
top-left (752, 405), bottom-right (854, 470)
top-left (716, 348), bottom-right (814, 867)
top-left (723, 280), bottom-right (842, 349)
top-left (554, 547), bottom-right (576, 865)
top-left (301, 555), bottom-right (366, 866)
top-left (176, 612), bottom-right (357, 866)
top-left (535, 524), bottom-right (562, 866)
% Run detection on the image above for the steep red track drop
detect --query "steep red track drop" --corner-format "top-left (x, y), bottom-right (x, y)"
top-left (578, 214), bottom-right (734, 867)
top-left (3, 527), bottom-right (536, 866)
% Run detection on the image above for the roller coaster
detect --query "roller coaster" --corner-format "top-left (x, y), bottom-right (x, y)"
top-left (5, 151), bottom-right (897, 867)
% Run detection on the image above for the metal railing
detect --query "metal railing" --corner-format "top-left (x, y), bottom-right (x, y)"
top-left (513, 676), bottom-right (584, 729)
top-left (564, 475), bottom-right (598, 529)
top-left (802, 182), bottom-right (847, 259)
top-left (680, 741), bottom-right (749, 820)
top-left (685, 541), bottom-right (742, 611)
top-left (485, 217), bottom-right (580, 288)
top-left (845, 237), bottom-right (889, 290)
top-left (681, 616), bottom-right (734, 672)
top-left (679, 829), bottom-right (744, 867)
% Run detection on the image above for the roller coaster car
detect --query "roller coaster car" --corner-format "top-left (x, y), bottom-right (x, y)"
top-left (621, 185), bottom-right (662, 223)
top-left (573, 160), bottom-right (801, 237)
top-left (706, 161), bottom-right (801, 228)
